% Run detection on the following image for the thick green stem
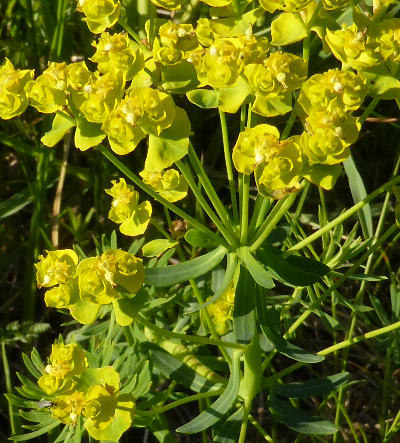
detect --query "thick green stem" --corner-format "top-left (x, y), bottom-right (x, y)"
top-left (219, 110), bottom-right (239, 224)
top-left (238, 335), bottom-right (262, 443)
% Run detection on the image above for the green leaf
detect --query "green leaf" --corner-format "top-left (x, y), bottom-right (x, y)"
top-left (218, 76), bottom-right (252, 114)
top-left (131, 361), bottom-right (152, 399)
top-left (149, 344), bottom-right (223, 393)
top-left (146, 107), bottom-right (191, 171)
top-left (41, 112), bottom-right (76, 147)
top-left (144, 245), bottom-right (227, 287)
top-left (176, 351), bottom-right (241, 434)
top-left (184, 229), bottom-right (220, 248)
top-left (390, 283), bottom-right (400, 318)
top-left (238, 247), bottom-right (275, 289)
top-left (161, 61), bottom-right (199, 93)
top-left (344, 155), bottom-right (373, 239)
top-left (0, 187), bottom-right (34, 220)
top-left (30, 349), bottom-right (45, 374)
top-left (268, 395), bottom-right (338, 435)
top-left (187, 89), bottom-right (219, 109)
top-left (233, 267), bottom-right (257, 345)
top-left (345, 273), bottom-right (387, 282)
top-left (5, 394), bottom-right (39, 409)
top-left (10, 420), bottom-right (60, 441)
top-left (207, 8), bottom-right (264, 36)
top-left (257, 246), bottom-right (330, 287)
top-left (69, 299), bottom-right (100, 324)
top-left (22, 353), bottom-right (43, 380)
top-left (370, 294), bottom-right (390, 326)
top-left (252, 92), bottom-right (292, 117)
top-left (75, 118), bottom-right (105, 151)
top-left (271, 372), bottom-right (350, 398)
top-left (142, 239), bottom-right (178, 257)
top-left (271, 12), bottom-right (308, 46)
top-left (359, 66), bottom-right (400, 99)
top-left (257, 305), bottom-right (324, 364)
top-left (213, 406), bottom-right (244, 443)
top-left (112, 291), bottom-right (148, 326)
top-left (302, 163), bottom-right (342, 190)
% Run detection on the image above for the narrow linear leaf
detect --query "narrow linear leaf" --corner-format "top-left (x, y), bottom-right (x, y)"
top-left (214, 406), bottom-right (244, 443)
top-left (271, 372), bottom-right (350, 398)
top-left (184, 229), bottom-right (221, 248)
top-left (268, 395), bottom-right (338, 435)
top-left (257, 303), bottom-right (324, 364)
top-left (258, 246), bottom-right (330, 287)
top-left (5, 394), bottom-right (39, 409)
top-left (22, 353), bottom-right (43, 379)
top-left (238, 247), bottom-right (275, 289)
top-left (10, 420), bottom-right (59, 441)
top-left (149, 344), bottom-right (223, 393)
top-left (344, 155), bottom-right (373, 238)
top-left (233, 267), bottom-right (257, 345)
top-left (176, 351), bottom-right (241, 434)
top-left (144, 245), bottom-right (227, 287)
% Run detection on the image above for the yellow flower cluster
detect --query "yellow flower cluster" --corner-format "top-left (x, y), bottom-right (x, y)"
top-left (38, 342), bottom-right (134, 441)
top-left (140, 169), bottom-right (188, 202)
top-left (35, 248), bottom-right (145, 325)
top-left (206, 286), bottom-right (235, 336)
top-left (105, 178), bottom-right (152, 236)
top-left (233, 65), bottom-right (367, 197)
top-left (325, 18), bottom-right (400, 71)
top-left (0, 59), bottom-right (33, 119)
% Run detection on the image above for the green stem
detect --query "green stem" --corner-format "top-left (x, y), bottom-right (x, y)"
top-left (287, 174), bottom-right (400, 253)
top-left (219, 110), bottom-right (239, 225)
top-left (136, 313), bottom-right (245, 350)
top-left (97, 145), bottom-right (219, 241)
top-left (318, 320), bottom-right (400, 356)
top-left (2, 343), bottom-right (17, 435)
top-left (118, 20), bottom-right (149, 51)
top-left (248, 194), bottom-right (269, 238)
top-left (188, 144), bottom-right (238, 241)
top-left (238, 401), bottom-right (251, 443)
top-left (360, 97), bottom-right (380, 123)
top-left (285, 223), bottom-right (398, 338)
top-left (240, 174), bottom-right (250, 245)
top-left (177, 160), bottom-right (238, 248)
top-left (136, 388), bottom-right (224, 416)
top-left (264, 317), bottom-right (400, 385)
top-left (250, 191), bottom-right (299, 252)
top-left (281, 107), bottom-right (298, 140)
top-left (249, 415), bottom-right (274, 442)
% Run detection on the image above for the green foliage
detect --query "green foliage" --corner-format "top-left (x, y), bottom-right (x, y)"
top-left (2, 0), bottom-right (400, 442)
